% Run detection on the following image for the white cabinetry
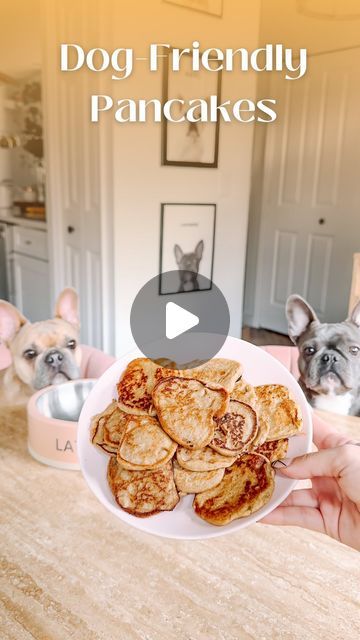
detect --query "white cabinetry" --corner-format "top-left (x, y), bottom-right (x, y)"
top-left (7, 223), bottom-right (51, 321)
top-left (13, 253), bottom-right (50, 321)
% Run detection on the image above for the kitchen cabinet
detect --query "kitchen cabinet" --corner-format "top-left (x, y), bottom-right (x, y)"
top-left (13, 253), bottom-right (50, 321)
top-left (0, 216), bottom-right (50, 321)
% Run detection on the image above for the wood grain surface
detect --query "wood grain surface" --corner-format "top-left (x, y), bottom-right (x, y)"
top-left (0, 407), bottom-right (359, 640)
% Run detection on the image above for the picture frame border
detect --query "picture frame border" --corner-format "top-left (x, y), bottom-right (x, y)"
top-left (163, 0), bottom-right (223, 18)
top-left (161, 48), bottom-right (222, 168)
top-left (159, 202), bottom-right (217, 296)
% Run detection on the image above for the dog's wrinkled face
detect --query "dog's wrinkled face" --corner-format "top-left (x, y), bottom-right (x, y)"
top-left (286, 295), bottom-right (360, 396)
top-left (10, 318), bottom-right (81, 389)
top-left (0, 288), bottom-right (81, 391)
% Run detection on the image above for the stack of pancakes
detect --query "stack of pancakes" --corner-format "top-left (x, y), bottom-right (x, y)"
top-left (91, 358), bottom-right (302, 526)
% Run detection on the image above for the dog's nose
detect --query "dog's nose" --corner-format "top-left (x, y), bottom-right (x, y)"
top-left (45, 350), bottom-right (64, 367)
top-left (321, 352), bottom-right (338, 364)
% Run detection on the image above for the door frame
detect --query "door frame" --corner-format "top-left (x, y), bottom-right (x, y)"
top-left (42, 5), bottom-right (115, 354)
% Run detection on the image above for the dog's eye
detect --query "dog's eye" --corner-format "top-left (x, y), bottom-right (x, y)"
top-left (67, 339), bottom-right (77, 350)
top-left (304, 346), bottom-right (316, 356)
top-left (23, 349), bottom-right (37, 360)
top-left (349, 346), bottom-right (359, 356)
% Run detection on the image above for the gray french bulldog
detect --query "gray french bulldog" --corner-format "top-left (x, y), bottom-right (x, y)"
top-left (286, 294), bottom-right (360, 416)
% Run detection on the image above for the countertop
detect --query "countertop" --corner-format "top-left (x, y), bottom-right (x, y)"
top-left (0, 211), bottom-right (47, 231)
top-left (0, 407), bottom-right (359, 640)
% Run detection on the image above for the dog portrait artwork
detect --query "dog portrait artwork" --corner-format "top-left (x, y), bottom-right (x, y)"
top-left (174, 240), bottom-right (204, 292)
top-left (286, 294), bottom-right (360, 416)
top-left (159, 203), bottom-right (216, 295)
top-left (0, 288), bottom-right (82, 406)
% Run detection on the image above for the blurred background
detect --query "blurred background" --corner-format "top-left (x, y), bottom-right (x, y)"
top-left (0, 0), bottom-right (359, 356)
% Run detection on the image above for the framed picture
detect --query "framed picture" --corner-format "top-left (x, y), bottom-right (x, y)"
top-left (163, 0), bottom-right (223, 18)
top-left (162, 48), bottom-right (221, 168)
top-left (159, 203), bottom-right (216, 295)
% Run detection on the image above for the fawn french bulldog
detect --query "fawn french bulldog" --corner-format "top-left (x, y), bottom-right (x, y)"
top-left (286, 294), bottom-right (360, 416)
top-left (0, 288), bottom-right (81, 406)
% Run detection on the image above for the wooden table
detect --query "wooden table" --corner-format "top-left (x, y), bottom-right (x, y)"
top-left (1, 406), bottom-right (359, 640)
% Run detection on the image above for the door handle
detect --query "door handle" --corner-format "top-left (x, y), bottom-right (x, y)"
top-left (67, 225), bottom-right (75, 234)
top-left (318, 218), bottom-right (326, 225)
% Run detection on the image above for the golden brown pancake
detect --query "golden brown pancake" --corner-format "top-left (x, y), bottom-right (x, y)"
top-left (231, 378), bottom-right (257, 408)
top-left (187, 359), bottom-right (242, 393)
top-left (155, 358), bottom-right (241, 392)
top-left (91, 401), bottom-right (128, 454)
top-left (117, 358), bottom-right (160, 416)
top-left (255, 438), bottom-right (289, 463)
top-left (176, 446), bottom-right (236, 471)
top-left (173, 460), bottom-right (224, 494)
top-left (255, 384), bottom-right (302, 441)
top-left (116, 414), bottom-right (177, 470)
top-left (117, 358), bottom-right (241, 416)
top-left (209, 400), bottom-right (258, 457)
top-left (193, 453), bottom-right (275, 526)
top-left (152, 376), bottom-right (228, 449)
top-left (107, 457), bottom-right (179, 518)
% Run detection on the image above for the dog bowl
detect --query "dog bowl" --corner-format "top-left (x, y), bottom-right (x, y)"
top-left (27, 378), bottom-right (97, 470)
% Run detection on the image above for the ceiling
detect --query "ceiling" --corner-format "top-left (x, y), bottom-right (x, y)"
top-left (1, 0), bottom-right (360, 82)
top-left (260, 0), bottom-right (360, 54)
top-left (0, 0), bottom-right (42, 80)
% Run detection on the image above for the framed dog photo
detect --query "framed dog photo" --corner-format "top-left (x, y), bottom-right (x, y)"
top-left (161, 48), bottom-right (221, 168)
top-left (163, 0), bottom-right (223, 18)
top-left (159, 203), bottom-right (216, 295)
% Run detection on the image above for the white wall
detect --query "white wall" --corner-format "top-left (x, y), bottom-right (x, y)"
top-left (110, 0), bottom-right (261, 356)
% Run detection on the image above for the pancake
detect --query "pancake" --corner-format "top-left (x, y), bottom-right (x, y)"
top-left (117, 358), bottom-right (159, 416)
top-left (117, 414), bottom-right (177, 470)
top-left (176, 446), bottom-right (236, 471)
top-left (91, 401), bottom-right (128, 454)
top-left (107, 457), bottom-right (179, 518)
top-left (193, 453), bottom-right (275, 526)
top-left (209, 400), bottom-right (258, 457)
top-left (116, 357), bottom-right (241, 416)
top-left (187, 359), bottom-right (242, 393)
top-left (255, 438), bottom-right (289, 463)
top-left (152, 376), bottom-right (228, 449)
top-left (255, 384), bottom-right (302, 441)
top-left (231, 378), bottom-right (257, 408)
top-left (173, 460), bottom-right (224, 494)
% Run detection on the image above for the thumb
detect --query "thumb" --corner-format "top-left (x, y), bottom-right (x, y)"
top-left (280, 446), bottom-right (354, 480)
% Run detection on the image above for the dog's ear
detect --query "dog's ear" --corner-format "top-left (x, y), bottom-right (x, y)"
top-left (174, 244), bottom-right (183, 265)
top-left (54, 288), bottom-right (80, 329)
top-left (0, 301), bottom-right (28, 344)
top-left (286, 295), bottom-right (319, 344)
top-left (195, 240), bottom-right (204, 261)
top-left (347, 299), bottom-right (360, 328)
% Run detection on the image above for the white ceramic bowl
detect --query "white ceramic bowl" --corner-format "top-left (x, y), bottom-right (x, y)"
top-left (78, 337), bottom-right (312, 539)
top-left (27, 378), bottom-right (96, 470)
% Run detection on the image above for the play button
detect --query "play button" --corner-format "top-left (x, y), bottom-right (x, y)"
top-left (130, 270), bottom-right (230, 369)
top-left (166, 302), bottom-right (199, 339)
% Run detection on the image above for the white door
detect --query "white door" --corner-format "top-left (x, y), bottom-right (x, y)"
top-left (253, 48), bottom-right (360, 333)
top-left (43, 1), bottom-right (114, 351)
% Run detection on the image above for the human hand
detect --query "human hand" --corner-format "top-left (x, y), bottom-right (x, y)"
top-left (261, 417), bottom-right (360, 551)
